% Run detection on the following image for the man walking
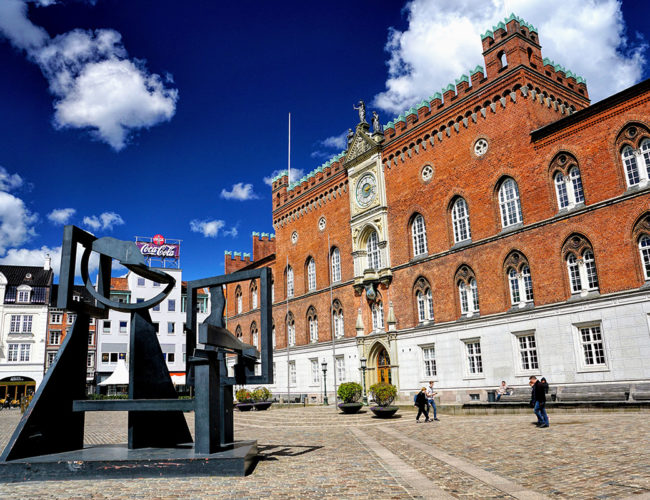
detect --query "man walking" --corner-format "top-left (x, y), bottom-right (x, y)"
top-left (529, 375), bottom-right (549, 428)
top-left (426, 381), bottom-right (440, 421)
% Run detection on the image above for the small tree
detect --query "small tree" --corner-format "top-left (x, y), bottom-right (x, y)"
top-left (337, 382), bottom-right (363, 403)
top-left (369, 382), bottom-right (397, 407)
top-left (252, 387), bottom-right (272, 402)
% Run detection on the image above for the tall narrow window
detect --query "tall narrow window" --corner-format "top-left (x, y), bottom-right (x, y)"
top-left (505, 252), bottom-right (534, 307)
top-left (307, 258), bottom-right (316, 291)
top-left (287, 312), bottom-right (295, 347)
top-left (330, 247), bottom-right (341, 283)
top-left (554, 173), bottom-right (569, 209)
top-left (272, 321), bottom-right (276, 349)
top-left (289, 361), bottom-right (296, 384)
top-left (508, 268), bottom-right (520, 304)
top-left (251, 282), bottom-right (258, 309)
top-left (517, 334), bottom-right (539, 371)
top-left (307, 307), bottom-right (318, 343)
top-left (469, 278), bottom-right (479, 311)
top-left (422, 346), bottom-right (437, 377)
top-left (235, 286), bottom-right (242, 314)
top-left (567, 254), bottom-right (582, 293)
top-left (411, 214), bottom-right (427, 256)
top-left (640, 235), bottom-right (650, 280)
top-left (372, 301), bottom-right (384, 331)
top-left (583, 250), bottom-right (599, 289)
top-left (465, 341), bottom-right (483, 374)
top-left (251, 322), bottom-right (258, 347)
top-left (332, 300), bottom-right (344, 339)
top-left (367, 231), bottom-right (381, 270)
top-left (310, 359), bottom-right (320, 384)
top-left (554, 164), bottom-right (584, 210)
top-left (452, 198), bottom-right (471, 242)
top-left (622, 146), bottom-right (641, 186)
top-left (414, 277), bottom-right (434, 323)
top-left (458, 281), bottom-right (469, 314)
top-left (498, 178), bottom-right (522, 227)
top-left (563, 235), bottom-right (599, 295)
top-left (579, 325), bottom-right (606, 366)
top-left (522, 266), bottom-right (534, 301)
top-left (286, 266), bottom-right (294, 298)
top-left (570, 167), bottom-right (584, 204)
top-left (336, 356), bottom-right (345, 382)
top-left (456, 266), bottom-right (479, 316)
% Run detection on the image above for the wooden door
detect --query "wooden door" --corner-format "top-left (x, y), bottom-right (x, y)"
top-left (377, 347), bottom-right (391, 384)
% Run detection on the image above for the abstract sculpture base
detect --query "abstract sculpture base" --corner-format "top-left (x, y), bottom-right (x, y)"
top-left (0, 441), bottom-right (257, 482)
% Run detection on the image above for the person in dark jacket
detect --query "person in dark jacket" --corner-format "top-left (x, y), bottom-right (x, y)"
top-left (415, 387), bottom-right (430, 423)
top-left (529, 375), bottom-right (549, 428)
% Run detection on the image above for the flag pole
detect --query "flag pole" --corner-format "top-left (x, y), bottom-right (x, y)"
top-left (286, 112), bottom-right (292, 404)
top-left (328, 234), bottom-right (338, 411)
top-left (288, 112), bottom-right (291, 183)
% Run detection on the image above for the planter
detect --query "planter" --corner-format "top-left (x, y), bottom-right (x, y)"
top-left (338, 402), bottom-right (363, 414)
top-left (370, 406), bottom-right (399, 418)
top-left (253, 401), bottom-right (273, 411)
top-left (236, 403), bottom-right (255, 411)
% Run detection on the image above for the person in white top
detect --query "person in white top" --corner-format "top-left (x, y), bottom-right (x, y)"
top-left (426, 381), bottom-right (440, 421)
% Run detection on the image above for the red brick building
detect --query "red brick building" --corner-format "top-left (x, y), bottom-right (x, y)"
top-left (226, 15), bottom-right (650, 403)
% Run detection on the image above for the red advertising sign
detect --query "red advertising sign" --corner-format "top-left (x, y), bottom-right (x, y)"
top-left (152, 234), bottom-right (165, 245)
top-left (136, 241), bottom-right (179, 258)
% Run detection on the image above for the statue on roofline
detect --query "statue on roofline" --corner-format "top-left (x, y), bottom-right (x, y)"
top-left (372, 111), bottom-right (382, 134)
top-left (353, 100), bottom-right (367, 124)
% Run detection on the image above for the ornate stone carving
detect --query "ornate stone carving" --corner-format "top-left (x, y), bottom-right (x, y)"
top-left (372, 111), bottom-right (382, 133)
top-left (561, 234), bottom-right (592, 258)
top-left (353, 100), bottom-right (367, 124)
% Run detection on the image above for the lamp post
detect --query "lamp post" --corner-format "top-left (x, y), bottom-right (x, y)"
top-left (360, 357), bottom-right (367, 405)
top-left (321, 360), bottom-right (328, 405)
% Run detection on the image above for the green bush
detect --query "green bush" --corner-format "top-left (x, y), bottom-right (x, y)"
top-left (369, 383), bottom-right (397, 407)
top-left (252, 387), bottom-right (272, 402)
top-left (337, 382), bottom-right (363, 403)
top-left (235, 388), bottom-right (253, 403)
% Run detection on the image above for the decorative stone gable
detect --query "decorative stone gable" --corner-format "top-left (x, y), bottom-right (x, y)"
top-left (344, 125), bottom-right (379, 167)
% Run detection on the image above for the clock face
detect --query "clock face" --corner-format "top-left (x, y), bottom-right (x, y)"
top-left (356, 173), bottom-right (377, 208)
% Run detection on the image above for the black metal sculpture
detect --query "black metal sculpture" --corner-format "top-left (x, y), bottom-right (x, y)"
top-left (0, 226), bottom-right (272, 479)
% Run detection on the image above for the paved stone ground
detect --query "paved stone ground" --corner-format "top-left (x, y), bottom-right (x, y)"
top-left (0, 406), bottom-right (649, 499)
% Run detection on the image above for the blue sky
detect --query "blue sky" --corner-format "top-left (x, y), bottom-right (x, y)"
top-left (0, 0), bottom-right (648, 282)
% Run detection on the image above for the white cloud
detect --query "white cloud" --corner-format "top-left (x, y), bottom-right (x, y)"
top-left (220, 182), bottom-right (259, 201)
top-left (47, 207), bottom-right (75, 225)
top-left (263, 168), bottom-right (305, 186)
top-left (190, 219), bottom-right (225, 238)
top-left (0, 191), bottom-right (38, 255)
top-left (373, 0), bottom-right (648, 114)
top-left (82, 211), bottom-right (124, 231)
top-left (311, 130), bottom-right (349, 159)
top-left (0, 166), bottom-right (24, 192)
top-left (0, 3), bottom-right (178, 150)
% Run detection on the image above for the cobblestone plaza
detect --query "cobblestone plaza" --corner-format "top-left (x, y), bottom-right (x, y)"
top-left (1, 407), bottom-right (649, 499)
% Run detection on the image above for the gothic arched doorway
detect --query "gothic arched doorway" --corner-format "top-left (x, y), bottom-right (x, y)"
top-left (377, 347), bottom-right (391, 384)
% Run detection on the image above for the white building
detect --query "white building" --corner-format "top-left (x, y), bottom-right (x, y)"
top-left (0, 260), bottom-right (53, 400)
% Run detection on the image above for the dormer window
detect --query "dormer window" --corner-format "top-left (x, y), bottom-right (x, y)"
top-left (17, 286), bottom-right (31, 303)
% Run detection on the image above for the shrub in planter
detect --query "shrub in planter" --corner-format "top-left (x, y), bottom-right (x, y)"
top-left (368, 382), bottom-right (399, 418)
top-left (235, 389), bottom-right (253, 403)
top-left (337, 382), bottom-right (363, 414)
top-left (252, 387), bottom-right (273, 410)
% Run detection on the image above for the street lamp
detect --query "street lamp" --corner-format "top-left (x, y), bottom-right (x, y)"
top-left (360, 357), bottom-right (367, 405)
top-left (321, 360), bottom-right (328, 405)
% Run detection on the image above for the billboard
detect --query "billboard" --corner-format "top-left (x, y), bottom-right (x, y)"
top-left (135, 234), bottom-right (181, 268)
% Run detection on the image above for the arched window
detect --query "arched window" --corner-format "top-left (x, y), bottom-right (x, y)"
top-left (563, 234), bottom-right (599, 295)
top-left (411, 214), bottom-right (428, 256)
top-left (235, 325), bottom-right (242, 339)
top-left (271, 275), bottom-right (275, 303)
top-left (286, 265), bottom-right (294, 298)
top-left (235, 286), bottom-right (242, 314)
top-left (639, 235), bottom-right (650, 280)
top-left (498, 50), bottom-right (507, 68)
top-left (307, 306), bottom-right (318, 343)
top-left (250, 281), bottom-right (258, 309)
top-left (271, 320), bottom-right (276, 349)
top-left (251, 321), bottom-right (258, 347)
top-left (371, 301), bottom-right (384, 331)
top-left (451, 197), bottom-right (471, 243)
top-left (306, 257), bottom-right (316, 291)
top-left (504, 251), bottom-right (534, 307)
top-left (367, 231), bottom-right (381, 270)
top-left (551, 153), bottom-right (585, 210)
top-left (414, 277), bottom-right (434, 322)
top-left (617, 123), bottom-right (650, 188)
top-left (498, 178), bottom-right (522, 227)
top-left (286, 312), bottom-right (295, 347)
top-left (332, 299), bottom-right (344, 339)
top-left (622, 145), bottom-right (640, 186)
top-left (330, 247), bottom-right (341, 283)
top-left (455, 265), bottom-right (479, 316)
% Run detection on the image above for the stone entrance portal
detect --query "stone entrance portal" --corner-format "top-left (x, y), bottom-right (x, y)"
top-left (377, 347), bottom-right (391, 384)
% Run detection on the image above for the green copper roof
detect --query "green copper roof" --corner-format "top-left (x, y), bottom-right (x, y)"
top-left (481, 13), bottom-right (538, 40)
top-left (417, 100), bottom-right (430, 110)
top-left (542, 58), bottom-right (586, 83)
top-left (430, 92), bottom-right (442, 101)
top-left (406, 107), bottom-right (418, 117)
top-left (455, 74), bottom-right (469, 85)
top-left (470, 65), bottom-right (484, 76)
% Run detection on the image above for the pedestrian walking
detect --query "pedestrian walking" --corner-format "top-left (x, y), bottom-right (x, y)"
top-left (426, 381), bottom-right (440, 420)
top-left (415, 387), bottom-right (430, 423)
top-left (529, 375), bottom-right (549, 428)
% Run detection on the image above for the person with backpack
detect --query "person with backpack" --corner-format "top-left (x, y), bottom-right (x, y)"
top-left (414, 387), bottom-right (430, 423)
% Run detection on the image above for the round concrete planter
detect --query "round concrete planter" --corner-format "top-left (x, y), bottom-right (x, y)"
top-left (370, 406), bottom-right (399, 418)
top-left (338, 402), bottom-right (363, 414)
top-left (235, 403), bottom-right (255, 411)
top-left (253, 401), bottom-right (273, 411)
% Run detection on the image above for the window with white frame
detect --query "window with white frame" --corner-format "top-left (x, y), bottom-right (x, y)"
top-left (235, 286), bottom-right (242, 313)
top-left (271, 280), bottom-right (275, 302)
top-left (507, 264), bottom-right (534, 307)
top-left (372, 301), bottom-right (384, 331)
top-left (452, 197), bottom-right (471, 243)
top-left (7, 344), bottom-right (18, 362)
top-left (422, 345), bottom-right (437, 377)
top-left (272, 322), bottom-right (276, 349)
top-left (307, 258), bottom-right (316, 291)
top-left (331, 247), bottom-right (341, 283)
top-left (336, 356), bottom-right (345, 382)
top-left (332, 300), bottom-right (344, 339)
top-left (251, 322), bottom-right (258, 347)
top-left (286, 266), bottom-right (294, 298)
top-left (416, 289), bottom-right (434, 322)
top-left (621, 140), bottom-right (650, 187)
top-left (498, 178), bottom-right (523, 227)
top-left (566, 249), bottom-right (599, 294)
top-left (307, 307), bottom-right (318, 343)
top-left (516, 333), bottom-right (539, 371)
top-left (578, 324), bottom-right (607, 367)
top-left (458, 278), bottom-right (479, 315)
top-left (168, 299), bottom-right (176, 312)
top-left (464, 340), bottom-right (483, 375)
top-left (411, 214), bottom-right (428, 256)
top-left (88, 332), bottom-right (95, 345)
top-left (68, 313), bottom-right (76, 324)
top-left (17, 287), bottom-right (31, 303)
top-left (47, 351), bottom-right (57, 367)
top-left (310, 358), bottom-right (320, 384)
top-left (287, 313), bottom-right (295, 346)
top-left (367, 231), bottom-right (381, 270)
top-left (119, 321), bottom-right (128, 333)
top-left (10, 315), bottom-right (32, 334)
top-left (50, 312), bottom-right (62, 324)
top-left (19, 343), bottom-right (31, 362)
top-left (640, 235), bottom-right (650, 280)
top-left (554, 168), bottom-right (585, 210)
top-left (289, 361), bottom-right (296, 384)
top-left (49, 331), bottom-right (61, 345)
top-left (251, 282), bottom-right (258, 309)
top-left (87, 352), bottom-right (94, 368)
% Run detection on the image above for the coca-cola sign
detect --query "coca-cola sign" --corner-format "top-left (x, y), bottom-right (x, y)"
top-left (136, 242), bottom-right (179, 258)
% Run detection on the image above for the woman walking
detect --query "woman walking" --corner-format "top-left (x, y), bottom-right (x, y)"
top-left (415, 387), bottom-right (430, 423)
